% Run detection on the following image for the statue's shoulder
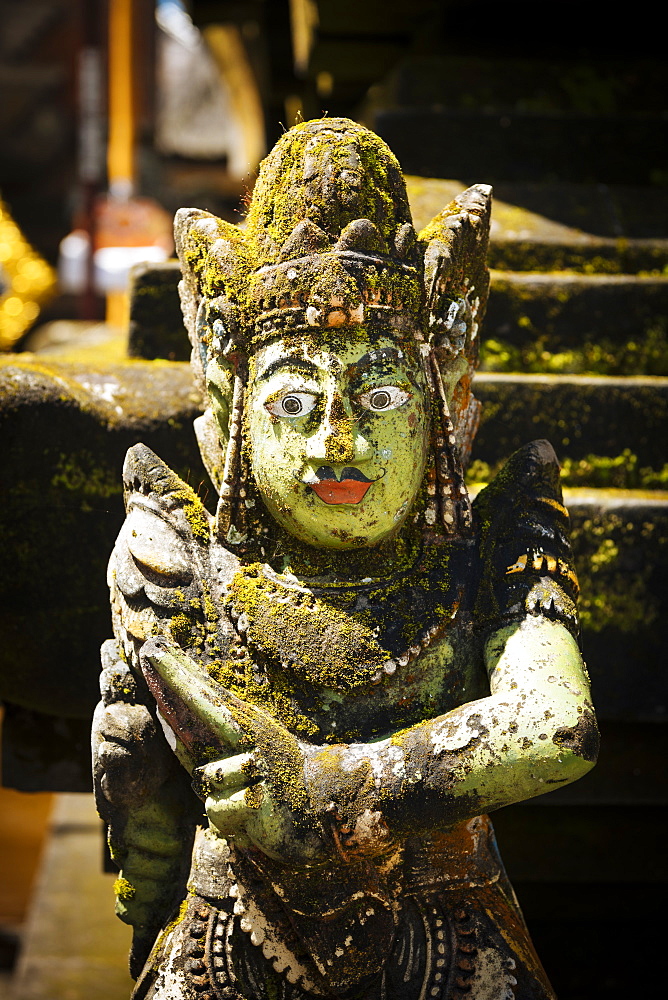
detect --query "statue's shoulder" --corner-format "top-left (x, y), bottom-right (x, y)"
top-left (471, 440), bottom-right (579, 638)
top-left (108, 443), bottom-right (238, 652)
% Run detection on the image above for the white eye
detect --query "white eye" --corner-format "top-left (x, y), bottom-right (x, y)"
top-left (266, 392), bottom-right (318, 418)
top-left (359, 385), bottom-right (411, 412)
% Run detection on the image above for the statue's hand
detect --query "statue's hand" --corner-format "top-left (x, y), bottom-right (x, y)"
top-left (93, 700), bottom-right (169, 810)
top-left (194, 754), bottom-right (327, 866)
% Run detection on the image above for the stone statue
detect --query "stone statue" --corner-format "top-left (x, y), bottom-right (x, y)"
top-left (93, 118), bottom-right (598, 1000)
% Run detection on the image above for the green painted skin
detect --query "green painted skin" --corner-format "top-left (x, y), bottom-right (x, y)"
top-left (245, 333), bottom-right (429, 549)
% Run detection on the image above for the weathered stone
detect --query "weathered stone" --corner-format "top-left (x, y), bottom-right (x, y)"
top-left (488, 239), bottom-right (668, 276)
top-left (407, 176), bottom-right (668, 273)
top-left (486, 273), bottom-right (668, 348)
top-left (128, 260), bottom-right (190, 362)
top-left (2, 355), bottom-right (665, 738)
top-left (91, 118), bottom-right (602, 1000)
top-left (116, 242), bottom-right (668, 375)
top-left (0, 356), bottom-right (205, 718)
top-left (568, 490), bottom-right (668, 722)
top-left (474, 373), bottom-right (668, 470)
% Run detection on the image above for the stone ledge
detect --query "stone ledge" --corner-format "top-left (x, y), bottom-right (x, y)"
top-left (0, 357), bottom-right (206, 717)
top-left (475, 373), bottom-right (668, 469)
top-left (486, 272), bottom-right (668, 348)
top-left (406, 175), bottom-right (668, 273)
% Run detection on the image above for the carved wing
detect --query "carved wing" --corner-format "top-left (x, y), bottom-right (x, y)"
top-left (419, 184), bottom-right (493, 466)
top-left (94, 443), bottom-right (238, 975)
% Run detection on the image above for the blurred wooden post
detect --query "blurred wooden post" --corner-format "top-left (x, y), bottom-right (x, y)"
top-left (106, 0), bottom-right (135, 329)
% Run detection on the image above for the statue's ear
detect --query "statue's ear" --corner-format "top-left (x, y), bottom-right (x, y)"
top-left (193, 358), bottom-right (234, 495)
top-left (419, 185), bottom-right (491, 467)
top-left (174, 207), bottom-right (248, 293)
top-left (205, 358), bottom-right (233, 440)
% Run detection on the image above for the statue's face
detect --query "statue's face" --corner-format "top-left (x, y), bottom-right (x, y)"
top-left (242, 332), bottom-right (430, 549)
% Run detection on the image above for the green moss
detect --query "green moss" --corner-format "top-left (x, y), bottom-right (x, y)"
top-left (170, 488), bottom-right (210, 543)
top-left (226, 563), bottom-right (389, 691)
top-left (113, 877), bottom-right (136, 902)
top-left (151, 896), bottom-right (191, 956)
top-left (480, 325), bottom-right (668, 376)
top-left (467, 450), bottom-right (668, 490)
top-left (570, 511), bottom-right (667, 633)
top-left (51, 450), bottom-right (122, 497)
top-left (488, 242), bottom-right (668, 276)
top-left (178, 118), bottom-right (424, 353)
top-left (560, 451), bottom-right (668, 489)
top-left (207, 654), bottom-right (320, 739)
top-left (169, 613), bottom-right (193, 646)
top-left (246, 119), bottom-right (411, 254)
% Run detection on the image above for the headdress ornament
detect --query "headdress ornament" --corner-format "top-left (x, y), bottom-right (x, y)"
top-left (175, 118), bottom-right (491, 546)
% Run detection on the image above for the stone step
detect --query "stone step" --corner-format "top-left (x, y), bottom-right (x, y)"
top-left (486, 272), bottom-right (668, 350)
top-left (0, 356), bottom-right (203, 719)
top-left (382, 55), bottom-right (667, 118)
top-left (384, 54), bottom-right (668, 114)
top-left (474, 373), bottom-right (668, 471)
top-left (565, 488), bottom-right (668, 723)
top-left (128, 261), bottom-right (190, 363)
top-left (123, 259), bottom-right (668, 383)
top-left (465, 485), bottom-right (668, 725)
top-left (406, 176), bottom-right (668, 273)
top-left (7, 794), bottom-right (133, 1000)
top-left (374, 108), bottom-right (668, 186)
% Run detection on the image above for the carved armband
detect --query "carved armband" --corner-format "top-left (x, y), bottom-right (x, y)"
top-left (473, 439), bottom-right (580, 641)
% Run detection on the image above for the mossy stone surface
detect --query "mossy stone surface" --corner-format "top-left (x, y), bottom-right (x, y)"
top-left (128, 261), bottom-right (191, 362)
top-left (567, 491), bottom-right (668, 722)
top-left (474, 373), bottom-right (668, 470)
top-left (0, 356), bottom-right (206, 719)
top-left (485, 273), bottom-right (668, 351)
top-left (406, 175), bottom-right (668, 273)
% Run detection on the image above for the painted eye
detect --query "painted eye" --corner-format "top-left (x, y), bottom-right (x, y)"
top-left (359, 385), bottom-right (411, 412)
top-left (266, 392), bottom-right (318, 418)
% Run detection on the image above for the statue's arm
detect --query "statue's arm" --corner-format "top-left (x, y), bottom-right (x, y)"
top-left (301, 614), bottom-right (597, 854)
top-left (194, 613), bottom-right (596, 863)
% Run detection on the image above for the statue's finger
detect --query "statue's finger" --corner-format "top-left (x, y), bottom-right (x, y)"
top-left (193, 753), bottom-right (254, 796)
top-left (99, 702), bottom-right (154, 743)
top-left (204, 789), bottom-right (256, 836)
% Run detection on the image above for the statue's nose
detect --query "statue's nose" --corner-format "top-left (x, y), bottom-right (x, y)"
top-left (306, 393), bottom-right (365, 466)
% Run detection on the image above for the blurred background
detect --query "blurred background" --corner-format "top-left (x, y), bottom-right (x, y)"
top-left (1, 2), bottom-right (666, 998)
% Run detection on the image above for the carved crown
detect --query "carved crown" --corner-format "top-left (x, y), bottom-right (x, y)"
top-left (174, 118), bottom-right (491, 393)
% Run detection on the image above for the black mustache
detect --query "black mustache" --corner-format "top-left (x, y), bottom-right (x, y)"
top-left (314, 466), bottom-right (374, 483)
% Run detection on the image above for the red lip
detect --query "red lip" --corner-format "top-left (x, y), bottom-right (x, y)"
top-left (311, 479), bottom-right (372, 504)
